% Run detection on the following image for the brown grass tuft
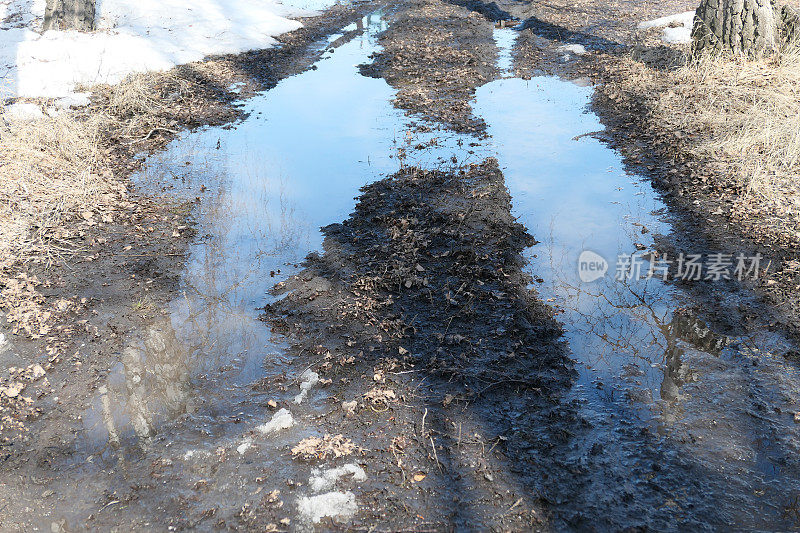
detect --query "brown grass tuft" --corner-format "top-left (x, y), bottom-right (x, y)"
top-left (0, 109), bottom-right (117, 269)
top-left (0, 70), bottom-right (191, 272)
top-left (653, 46), bottom-right (800, 242)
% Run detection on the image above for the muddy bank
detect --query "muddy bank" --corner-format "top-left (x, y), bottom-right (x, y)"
top-left (589, 54), bottom-right (800, 337)
top-left (361, 0), bottom-right (498, 133)
top-left (265, 159), bottom-right (576, 529)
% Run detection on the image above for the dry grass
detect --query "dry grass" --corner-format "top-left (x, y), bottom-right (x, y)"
top-left (0, 109), bottom-right (117, 270)
top-left (100, 70), bottom-right (190, 137)
top-left (653, 46), bottom-right (800, 243)
top-left (0, 70), bottom-right (189, 272)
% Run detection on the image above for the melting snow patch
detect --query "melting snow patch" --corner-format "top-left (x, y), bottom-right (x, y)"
top-left (3, 102), bottom-right (43, 122)
top-left (297, 491), bottom-right (358, 524)
top-left (237, 437), bottom-right (254, 455)
top-left (0, 0), bottom-right (307, 98)
top-left (557, 44), bottom-right (587, 56)
top-left (638, 11), bottom-right (695, 44)
top-left (309, 464), bottom-right (366, 493)
top-left (294, 369), bottom-right (320, 404)
top-left (256, 407), bottom-right (295, 434)
top-left (55, 92), bottom-right (91, 109)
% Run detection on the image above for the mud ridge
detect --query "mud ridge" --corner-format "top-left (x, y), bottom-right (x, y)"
top-left (265, 159), bottom-right (578, 529)
top-left (360, 0), bottom-right (498, 134)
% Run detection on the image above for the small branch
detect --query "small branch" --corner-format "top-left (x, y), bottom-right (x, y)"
top-left (124, 127), bottom-right (179, 145)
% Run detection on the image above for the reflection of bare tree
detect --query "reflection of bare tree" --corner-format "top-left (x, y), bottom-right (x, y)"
top-left (87, 134), bottom-right (316, 451)
top-left (93, 319), bottom-right (193, 449)
top-left (548, 261), bottom-right (729, 416)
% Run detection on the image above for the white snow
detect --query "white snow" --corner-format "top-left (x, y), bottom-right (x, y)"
top-left (54, 92), bottom-right (91, 109)
top-left (293, 369), bottom-right (319, 404)
top-left (297, 491), bottom-right (358, 524)
top-left (557, 43), bottom-right (587, 56)
top-left (309, 464), bottom-right (366, 492)
top-left (662, 25), bottom-right (692, 44)
top-left (0, 0), bottom-right (314, 99)
top-left (638, 11), bottom-right (695, 44)
top-left (256, 407), bottom-right (295, 434)
top-left (3, 101), bottom-right (42, 121)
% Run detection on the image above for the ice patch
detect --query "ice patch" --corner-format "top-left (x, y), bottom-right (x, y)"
top-left (256, 407), bottom-right (295, 434)
top-left (293, 369), bottom-right (320, 404)
top-left (638, 11), bottom-right (695, 44)
top-left (3, 102), bottom-right (43, 121)
top-left (309, 463), bottom-right (366, 492)
top-left (297, 491), bottom-right (358, 524)
top-left (557, 43), bottom-right (587, 56)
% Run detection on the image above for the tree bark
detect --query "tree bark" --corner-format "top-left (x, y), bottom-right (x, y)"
top-left (781, 4), bottom-right (800, 45)
top-left (43, 0), bottom-right (95, 31)
top-left (691, 0), bottom-right (778, 57)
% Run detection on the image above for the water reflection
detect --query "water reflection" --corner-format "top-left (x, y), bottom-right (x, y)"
top-left (86, 319), bottom-right (193, 452)
top-left (474, 70), bottom-right (800, 499)
top-left (82, 12), bottom-right (482, 452)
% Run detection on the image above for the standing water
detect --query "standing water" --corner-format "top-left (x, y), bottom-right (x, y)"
top-left (50, 19), bottom-right (800, 531)
top-left (80, 12), bottom-right (484, 455)
top-left (472, 27), bottom-right (800, 528)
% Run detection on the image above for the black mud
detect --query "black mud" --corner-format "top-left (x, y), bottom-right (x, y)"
top-left (360, 0), bottom-right (498, 134)
top-left (265, 160), bottom-right (577, 530)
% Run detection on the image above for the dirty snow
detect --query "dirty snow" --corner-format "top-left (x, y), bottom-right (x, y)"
top-left (297, 491), bottom-right (358, 524)
top-left (309, 463), bottom-right (366, 492)
top-left (182, 448), bottom-right (210, 460)
top-left (557, 43), bottom-right (587, 55)
top-left (293, 369), bottom-right (320, 404)
top-left (0, 0), bottom-right (311, 99)
top-left (54, 92), bottom-right (91, 109)
top-left (256, 407), bottom-right (295, 434)
top-left (638, 11), bottom-right (695, 44)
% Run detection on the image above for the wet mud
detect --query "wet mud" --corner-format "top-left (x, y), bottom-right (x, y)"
top-left (266, 159), bottom-right (575, 529)
top-left (4, 0), bottom-right (800, 530)
top-left (360, 0), bottom-right (498, 134)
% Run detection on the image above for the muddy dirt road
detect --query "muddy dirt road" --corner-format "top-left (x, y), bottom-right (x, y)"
top-left (3, 0), bottom-right (800, 530)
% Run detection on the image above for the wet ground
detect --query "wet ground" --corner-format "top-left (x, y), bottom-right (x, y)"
top-left (4, 0), bottom-right (800, 530)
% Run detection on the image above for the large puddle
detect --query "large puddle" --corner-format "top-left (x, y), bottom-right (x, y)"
top-left (67, 19), bottom-right (800, 530)
top-left (80, 12), bottom-right (478, 455)
top-left (474, 28), bottom-right (800, 526)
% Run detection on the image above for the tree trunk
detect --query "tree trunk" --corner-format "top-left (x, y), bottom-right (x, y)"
top-left (691, 0), bottom-right (778, 57)
top-left (781, 4), bottom-right (800, 45)
top-left (43, 0), bottom-right (95, 31)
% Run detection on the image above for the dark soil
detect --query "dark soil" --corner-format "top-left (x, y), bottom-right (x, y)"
top-left (360, 0), bottom-right (499, 134)
top-left (265, 159), bottom-right (576, 530)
